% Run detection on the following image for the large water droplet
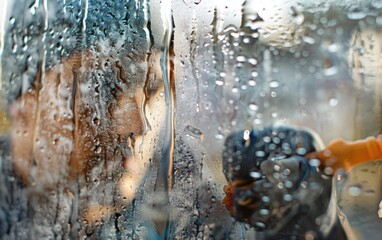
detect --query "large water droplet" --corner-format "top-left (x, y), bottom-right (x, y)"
top-left (329, 98), bottom-right (338, 107)
top-left (93, 117), bottom-right (101, 126)
top-left (250, 172), bottom-right (262, 178)
top-left (347, 11), bottom-right (367, 20)
top-left (296, 147), bottom-right (307, 155)
top-left (262, 196), bottom-right (270, 203)
top-left (256, 151), bottom-right (266, 157)
top-left (255, 222), bottom-right (266, 229)
top-left (236, 56), bottom-right (246, 62)
top-left (9, 17), bottom-right (15, 25)
top-left (302, 36), bottom-right (315, 45)
top-left (283, 194), bottom-right (293, 201)
top-left (309, 159), bottom-right (321, 167)
top-left (269, 80), bottom-right (280, 88)
top-left (259, 209), bottom-right (269, 216)
top-left (248, 58), bottom-right (258, 66)
top-left (215, 80), bottom-right (224, 86)
top-left (291, 10), bottom-right (304, 25)
top-left (184, 125), bottom-right (204, 141)
top-left (95, 146), bottom-right (102, 154)
top-left (324, 66), bottom-right (338, 76)
top-left (248, 103), bottom-right (258, 111)
top-left (348, 184), bottom-right (363, 196)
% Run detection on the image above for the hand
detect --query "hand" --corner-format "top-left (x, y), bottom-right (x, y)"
top-left (306, 136), bottom-right (382, 173)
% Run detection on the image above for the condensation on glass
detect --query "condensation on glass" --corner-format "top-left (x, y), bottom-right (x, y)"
top-left (0, 0), bottom-right (381, 239)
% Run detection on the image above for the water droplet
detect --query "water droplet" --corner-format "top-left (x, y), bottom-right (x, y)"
top-left (243, 130), bottom-right (250, 140)
top-left (259, 209), bottom-right (269, 216)
top-left (95, 146), bottom-right (102, 154)
top-left (254, 119), bottom-right (262, 125)
top-left (248, 58), bottom-right (258, 66)
top-left (285, 181), bottom-right (293, 188)
top-left (324, 66), bottom-right (338, 76)
top-left (248, 80), bottom-right (256, 86)
top-left (53, 138), bottom-right (59, 145)
top-left (255, 151), bottom-right (266, 157)
top-left (273, 173), bottom-right (280, 179)
top-left (329, 98), bottom-right (338, 107)
top-left (348, 184), bottom-right (363, 196)
top-left (250, 172), bottom-right (262, 178)
top-left (269, 80), bottom-right (280, 88)
top-left (347, 11), bottom-right (367, 20)
top-left (53, 114), bottom-right (60, 122)
top-left (9, 17), bottom-right (15, 25)
top-left (328, 43), bottom-right (339, 52)
top-left (269, 143), bottom-right (277, 150)
top-left (283, 194), bottom-right (293, 201)
top-left (236, 56), bottom-right (246, 62)
top-left (56, 42), bottom-right (62, 51)
top-left (263, 136), bottom-right (271, 143)
top-left (243, 37), bottom-right (251, 44)
top-left (93, 117), bottom-right (101, 125)
top-left (262, 196), bottom-right (270, 203)
top-left (184, 125), bottom-right (204, 141)
top-left (215, 133), bottom-right (224, 140)
top-left (296, 148), bottom-right (307, 155)
top-left (272, 137), bottom-right (280, 144)
top-left (251, 32), bottom-right (259, 38)
top-left (292, 13), bottom-right (304, 25)
top-left (255, 222), bottom-right (266, 229)
top-left (273, 165), bottom-right (280, 171)
top-left (302, 36), bottom-right (315, 45)
top-left (300, 108), bottom-right (309, 116)
top-left (215, 80), bottom-right (224, 86)
top-left (336, 172), bottom-right (344, 181)
top-left (309, 159), bottom-right (321, 167)
top-left (30, 6), bottom-right (36, 16)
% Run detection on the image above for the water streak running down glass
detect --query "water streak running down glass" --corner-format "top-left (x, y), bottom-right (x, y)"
top-left (0, 0), bottom-right (382, 239)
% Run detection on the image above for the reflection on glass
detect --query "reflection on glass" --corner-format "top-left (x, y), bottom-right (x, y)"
top-left (0, 0), bottom-right (381, 239)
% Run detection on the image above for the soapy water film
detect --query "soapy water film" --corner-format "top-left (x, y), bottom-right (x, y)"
top-left (0, 0), bottom-right (382, 239)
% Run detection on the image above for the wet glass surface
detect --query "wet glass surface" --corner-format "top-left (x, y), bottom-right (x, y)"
top-left (0, 0), bottom-right (382, 239)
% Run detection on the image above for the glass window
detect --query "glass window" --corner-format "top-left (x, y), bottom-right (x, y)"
top-left (0, 0), bottom-right (381, 239)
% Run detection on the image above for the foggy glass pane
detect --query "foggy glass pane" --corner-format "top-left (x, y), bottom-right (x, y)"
top-left (0, 0), bottom-right (381, 239)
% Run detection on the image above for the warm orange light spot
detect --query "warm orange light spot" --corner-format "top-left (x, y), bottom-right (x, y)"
top-left (223, 183), bottom-right (235, 214)
top-left (307, 136), bottom-right (382, 173)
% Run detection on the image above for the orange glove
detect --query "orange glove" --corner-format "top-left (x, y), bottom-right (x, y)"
top-left (307, 136), bottom-right (382, 173)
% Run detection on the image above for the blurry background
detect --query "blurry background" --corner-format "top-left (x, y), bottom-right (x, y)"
top-left (0, 0), bottom-right (381, 239)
